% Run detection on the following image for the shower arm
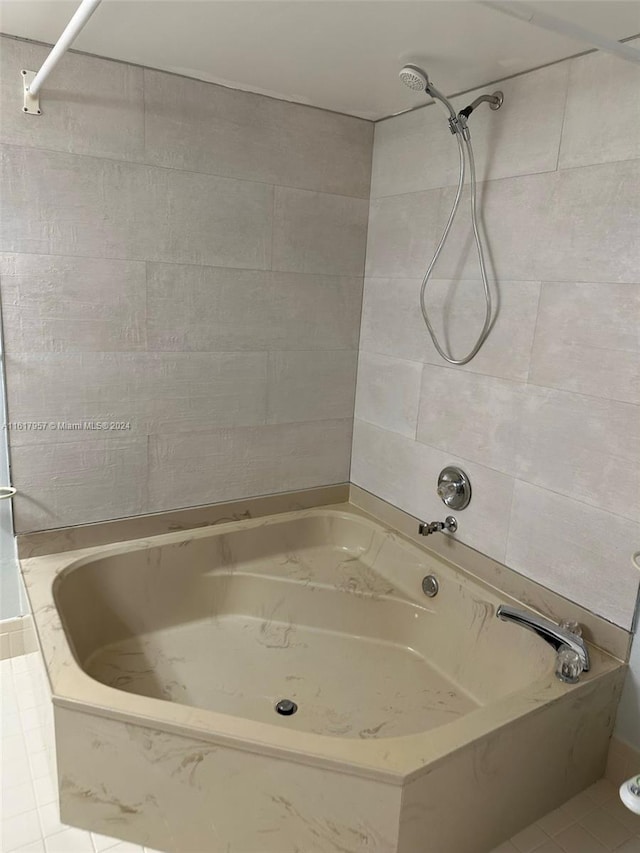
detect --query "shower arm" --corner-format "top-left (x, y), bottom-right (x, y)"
top-left (458, 92), bottom-right (504, 119)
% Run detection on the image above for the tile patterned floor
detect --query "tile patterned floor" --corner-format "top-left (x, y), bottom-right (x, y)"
top-left (2, 652), bottom-right (639, 853)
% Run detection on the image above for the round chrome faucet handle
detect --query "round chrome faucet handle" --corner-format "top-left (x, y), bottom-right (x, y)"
top-left (437, 482), bottom-right (458, 502)
top-left (437, 467), bottom-right (471, 510)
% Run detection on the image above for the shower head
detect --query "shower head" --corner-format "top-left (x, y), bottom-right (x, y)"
top-left (399, 64), bottom-right (429, 92)
top-left (399, 65), bottom-right (458, 122)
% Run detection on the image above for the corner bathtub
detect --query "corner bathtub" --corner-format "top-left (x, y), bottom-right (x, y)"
top-left (22, 504), bottom-right (625, 853)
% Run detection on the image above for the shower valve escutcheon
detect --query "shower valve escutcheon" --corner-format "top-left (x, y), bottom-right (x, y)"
top-left (418, 516), bottom-right (458, 536)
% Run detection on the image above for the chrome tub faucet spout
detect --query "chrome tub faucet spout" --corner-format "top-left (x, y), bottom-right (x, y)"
top-left (496, 605), bottom-right (590, 683)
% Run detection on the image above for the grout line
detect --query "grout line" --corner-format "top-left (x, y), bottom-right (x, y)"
top-left (367, 154), bottom-right (640, 203)
top-left (0, 249), bottom-right (364, 284)
top-left (554, 56), bottom-right (572, 173)
top-left (356, 417), bottom-right (640, 527)
top-left (0, 140), bottom-right (371, 203)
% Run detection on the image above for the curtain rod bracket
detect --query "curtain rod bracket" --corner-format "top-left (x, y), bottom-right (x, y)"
top-left (19, 0), bottom-right (102, 115)
top-left (21, 70), bottom-right (41, 116)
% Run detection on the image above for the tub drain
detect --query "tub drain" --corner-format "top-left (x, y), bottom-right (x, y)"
top-left (275, 699), bottom-right (298, 716)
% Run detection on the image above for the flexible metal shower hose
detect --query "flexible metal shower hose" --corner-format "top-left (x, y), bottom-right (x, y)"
top-left (419, 132), bottom-right (493, 365)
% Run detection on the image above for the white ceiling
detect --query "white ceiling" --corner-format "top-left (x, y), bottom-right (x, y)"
top-left (1, 1), bottom-right (638, 120)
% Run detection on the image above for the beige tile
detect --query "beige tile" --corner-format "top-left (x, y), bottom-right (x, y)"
top-left (365, 188), bottom-right (443, 279)
top-left (0, 632), bottom-right (11, 660)
top-left (0, 36), bottom-right (144, 161)
top-left (360, 277), bottom-right (429, 363)
top-left (143, 68), bottom-right (372, 198)
top-left (0, 253), bottom-right (146, 353)
top-left (506, 482), bottom-right (640, 629)
top-left (147, 263), bottom-right (363, 352)
top-left (267, 350), bottom-right (357, 423)
top-left (536, 160), bottom-right (640, 285)
top-left (429, 171), bottom-right (554, 283)
top-left (528, 841), bottom-right (565, 853)
top-left (613, 837), bottom-right (640, 853)
top-left (371, 61), bottom-right (568, 198)
top-left (351, 419), bottom-right (515, 562)
top-left (272, 187), bottom-right (369, 276)
top-left (490, 843), bottom-right (519, 853)
top-left (555, 823), bottom-right (608, 853)
top-left (5, 352), bottom-right (268, 443)
top-left (426, 161), bottom-right (639, 285)
top-left (10, 437), bottom-right (148, 532)
top-left (359, 277), bottom-right (541, 383)
top-left (536, 804), bottom-right (575, 836)
top-left (421, 279), bottom-right (541, 382)
top-left (580, 806), bottom-right (633, 849)
top-left (148, 420), bottom-right (352, 513)
top-left (43, 827), bottom-right (94, 852)
top-left (516, 386), bottom-right (640, 521)
top-left (586, 779), bottom-right (618, 806)
top-left (606, 739), bottom-right (636, 787)
top-left (1, 809), bottom-right (42, 851)
top-left (559, 50), bottom-right (640, 169)
top-left (529, 282), bottom-right (640, 405)
top-left (511, 822), bottom-right (550, 852)
top-left (416, 366), bottom-right (526, 474)
top-left (142, 353), bottom-right (268, 434)
top-left (600, 797), bottom-right (640, 836)
top-left (0, 147), bottom-right (274, 271)
top-left (9, 632), bottom-right (25, 658)
top-left (354, 352), bottom-right (422, 438)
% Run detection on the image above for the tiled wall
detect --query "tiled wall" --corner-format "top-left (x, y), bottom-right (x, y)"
top-left (353, 49), bottom-right (640, 630)
top-left (0, 36), bottom-right (372, 532)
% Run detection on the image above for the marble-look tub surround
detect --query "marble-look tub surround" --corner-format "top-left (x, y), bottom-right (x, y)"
top-left (0, 34), bottom-right (372, 533)
top-left (22, 504), bottom-right (627, 852)
top-left (353, 46), bottom-right (640, 633)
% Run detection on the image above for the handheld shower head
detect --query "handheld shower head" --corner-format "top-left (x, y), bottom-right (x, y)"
top-left (399, 64), bottom-right (429, 92)
top-left (399, 65), bottom-right (457, 122)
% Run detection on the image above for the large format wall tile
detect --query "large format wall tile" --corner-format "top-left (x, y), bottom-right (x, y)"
top-left (359, 276), bottom-right (539, 382)
top-left (144, 69), bottom-right (373, 198)
top-left (516, 386), bottom-right (640, 522)
top-left (272, 187), bottom-right (369, 276)
top-left (351, 419), bottom-right (514, 562)
top-left (365, 188), bottom-right (443, 279)
top-left (420, 161), bottom-right (639, 284)
top-left (0, 253), bottom-right (146, 352)
top-left (0, 37), bottom-right (144, 162)
top-left (506, 482), bottom-right (640, 629)
top-left (267, 350), bottom-right (357, 423)
top-left (417, 366), bottom-right (526, 475)
top-left (559, 49), bottom-right (640, 169)
top-left (529, 281), bottom-right (640, 404)
top-left (5, 353), bottom-right (268, 444)
top-left (419, 279), bottom-right (541, 382)
top-left (0, 146), bottom-right (274, 270)
top-left (371, 61), bottom-right (568, 199)
top-left (354, 47), bottom-right (640, 630)
top-left (11, 437), bottom-right (148, 532)
top-left (0, 39), bottom-right (371, 533)
top-left (354, 352), bottom-right (422, 438)
top-left (360, 277), bottom-right (430, 364)
top-left (147, 263), bottom-right (363, 352)
top-left (536, 159), bottom-right (640, 284)
top-left (148, 420), bottom-right (352, 512)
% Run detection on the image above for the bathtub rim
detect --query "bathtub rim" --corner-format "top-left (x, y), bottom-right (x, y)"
top-left (21, 503), bottom-right (626, 786)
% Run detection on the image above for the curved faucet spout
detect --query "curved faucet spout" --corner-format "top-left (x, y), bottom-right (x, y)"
top-left (496, 605), bottom-right (590, 673)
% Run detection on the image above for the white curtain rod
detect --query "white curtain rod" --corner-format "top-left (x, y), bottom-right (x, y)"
top-left (481, 1), bottom-right (640, 65)
top-left (22, 0), bottom-right (102, 114)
